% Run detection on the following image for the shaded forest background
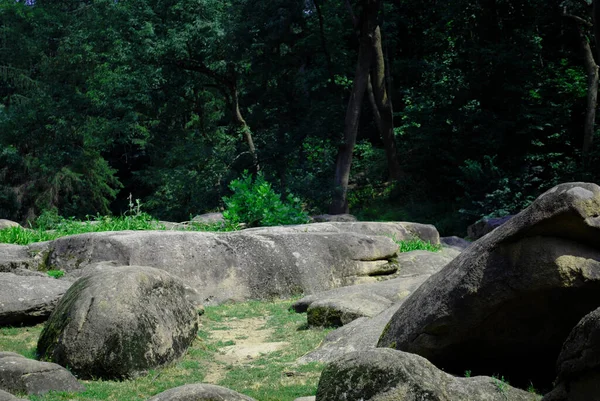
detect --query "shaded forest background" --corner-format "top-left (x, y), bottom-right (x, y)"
top-left (2, 0), bottom-right (600, 236)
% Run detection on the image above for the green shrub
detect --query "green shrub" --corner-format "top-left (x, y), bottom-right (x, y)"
top-left (223, 171), bottom-right (309, 228)
top-left (46, 270), bottom-right (65, 279)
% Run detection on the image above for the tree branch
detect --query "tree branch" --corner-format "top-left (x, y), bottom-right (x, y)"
top-left (563, 10), bottom-right (594, 27)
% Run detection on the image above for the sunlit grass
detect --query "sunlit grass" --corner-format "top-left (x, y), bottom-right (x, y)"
top-left (1, 298), bottom-right (329, 401)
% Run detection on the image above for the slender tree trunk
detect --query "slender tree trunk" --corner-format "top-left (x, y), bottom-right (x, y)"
top-left (578, 28), bottom-right (599, 156)
top-left (368, 26), bottom-right (403, 180)
top-left (231, 83), bottom-right (259, 171)
top-left (330, 0), bottom-right (380, 214)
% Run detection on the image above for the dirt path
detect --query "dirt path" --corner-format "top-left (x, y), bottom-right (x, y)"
top-left (202, 316), bottom-right (289, 383)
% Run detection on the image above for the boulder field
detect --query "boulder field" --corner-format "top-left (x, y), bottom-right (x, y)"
top-left (1, 221), bottom-right (437, 306)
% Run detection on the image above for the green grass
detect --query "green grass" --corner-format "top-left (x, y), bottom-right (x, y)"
top-left (0, 214), bottom-right (241, 246)
top-left (392, 236), bottom-right (441, 253)
top-left (0, 298), bottom-right (330, 401)
top-left (46, 270), bottom-right (65, 279)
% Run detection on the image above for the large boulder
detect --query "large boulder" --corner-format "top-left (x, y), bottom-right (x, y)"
top-left (37, 266), bottom-right (198, 380)
top-left (315, 348), bottom-right (540, 401)
top-left (0, 352), bottom-right (84, 395)
top-left (146, 384), bottom-right (256, 401)
top-left (43, 229), bottom-right (400, 305)
top-left (543, 307), bottom-right (600, 401)
top-left (0, 273), bottom-right (72, 326)
top-left (378, 182), bottom-right (600, 389)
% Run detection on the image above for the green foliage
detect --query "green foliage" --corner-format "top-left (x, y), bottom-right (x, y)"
top-left (391, 237), bottom-right (441, 253)
top-left (492, 375), bottom-right (509, 395)
top-left (223, 172), bottom-right (309, 227)
top-left (46, 270), bottom-right (65, 279)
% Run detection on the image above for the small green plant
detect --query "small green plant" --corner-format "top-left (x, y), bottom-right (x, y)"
top-left (526, 382), bottom-right (538, 394)
top-left (464, 370), bottom-right (471, 378)
top-left (390, 236), bottom-right (441, 253)
top-left (492, 375), bottom-right (509, 397)
top-left (223, 171), bottom-right (309, 228)
top-left (46, 270), bottom-right (65, 279)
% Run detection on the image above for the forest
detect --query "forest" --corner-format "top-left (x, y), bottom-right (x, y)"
top-left (1, 0), bottom-right (599, 236)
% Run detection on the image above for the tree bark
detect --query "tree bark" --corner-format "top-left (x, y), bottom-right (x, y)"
top-left (579, 27), bottom-right (599, 156)
top-left (230, 83), bottom-right (259, 171)
top-left (330, 0), bottom-right (380, 214)
top-left (368, 25), bottom-right (403, 180)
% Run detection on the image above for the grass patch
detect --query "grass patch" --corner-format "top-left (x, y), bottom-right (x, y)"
top-left (0, 214), bottom-right (240, 246)
top-left (1, 298), bottom-right (330, 401)
top-left (391, 236), bottom-right (441, 253)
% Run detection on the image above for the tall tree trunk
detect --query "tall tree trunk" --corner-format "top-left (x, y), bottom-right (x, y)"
top-left (564, 2), bottom-right (600, 157)
top-left (368, 26), bottom-right (403, 180)
top-left (330, 0), bottom-right (380, 214)
top-left (578, 27), bottom-right (599, 156)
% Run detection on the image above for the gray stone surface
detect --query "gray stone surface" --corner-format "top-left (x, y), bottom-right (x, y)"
top-left (146, 383), bottom-right (256, 401)
top-left (292, 274), bottom-right (429, 314)
top-left (467, 215), bottom-right (513, 240)
top-left (379, 182), bottom-right (600, 389)
top-left (291, 247), bottom-right (458, 315)
top-left (0, 220), bottom-right (19, 230)
top-left (244, 221), bottom-right (440, 244)
top-left (310, 214), bottom-right (357, 222)
top-left (37, 266), bottom-right (198, 380)
top-left (43, 230), bottom-right (399, 305)
top-left (543, 307), bottom-right (600, 401)
top-left (0, 273), bottom-right (72, 326)
top-left (306, 293), bottom-right (393, 327)
top-left (441, 235), bottom-right (471, 250)
top-left (316, 348), bottom-right (541, 401)
top-left (192, 212), bottom-right (225, 225)
top-left (0, 352), bottom-right (84, 395)
top-left (0, 389), bottom-right (27, 401)
top-left (297, 303), bottom-right (403, 364)
top-left (0, 244), bottom-right (34, 272)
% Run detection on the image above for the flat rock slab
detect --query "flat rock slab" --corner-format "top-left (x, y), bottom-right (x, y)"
top-left (316, 348), bottom-right (540, 401)
top-left (292, 274), bottom-right (432, 314)
top-left (244, 221), bottom-right (440, 244)
top-left (0, 273), bottom-right (72, 326)
top-left (0, 352), bottom-right (84, 395)
top-left (0, 245), bottom-right (33, 272)
top-left (147, 383), bottom-right (257, 401)
top-left (297, 303), bottom-right (403, 364)
top-left (44, 230), bottom-right (399, 305)
top-left (307, 293), bottom-right (393, 327)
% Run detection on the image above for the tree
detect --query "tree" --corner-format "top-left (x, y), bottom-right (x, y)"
top-left (331, 0), bottom-right (382, 214)
top-left (562, 0), bottom-right (600, 157)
